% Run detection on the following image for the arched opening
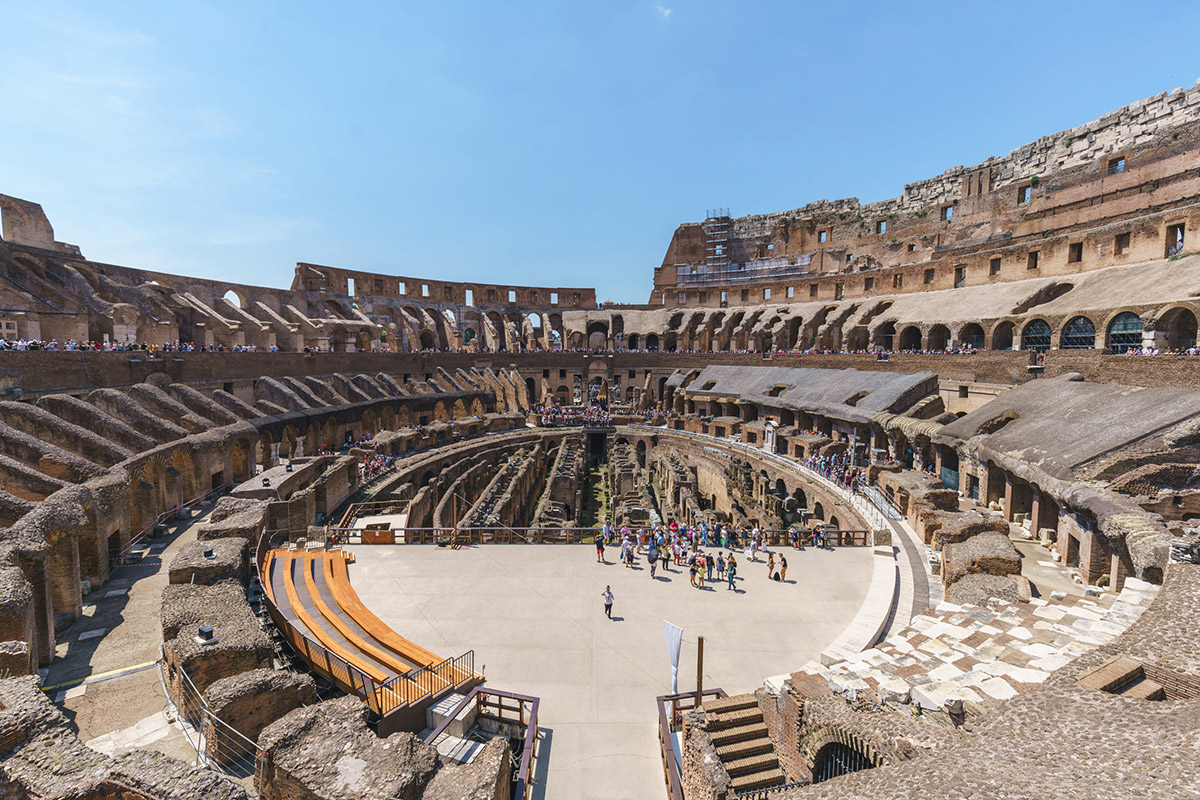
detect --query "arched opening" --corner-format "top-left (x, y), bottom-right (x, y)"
top-left (463, 327), bottom-right (477, 346)
top-left (791, 488), bottom-right (807, 509)
top-left (1159, 307), bottom-right (1198, 350)
top-left (555, 384), bottom-right (570, 406)
top-left (525, 377), bottom-right (537, 406)
top-left (927, 324), bottom-right (950, 351)
top-left (222, 290), bottom-right (243, 309)
top-left (628, 333), bottom-right (640, 350)
top-left (959, 323), bottom-right (985, 350)
top-left (991, 321), bottom-right (1015, 350)
top-left (774, 478), bottom-right (786, 496)
top-left (636, 440), bottom-right (647, 468)
top-left (587, 323), bottom-right (608, 350)
top-left (829, 515), bottom-right (839, 529)
top-left (645, 333), bottom-right (659, 351)
top-left (812, 740), bottom-right (876, 784)
top-left (812, 502), bottom-right (825, 521)
top-left (1060, 316), bottom-right (1096, 349)
top-left (872, 321), bottom-right (895, 351)
top-left (1105, 312), bottom-right (1143, 354)
top-left (1021, 319), bottom-right (1052, 351)
top-left (898, 326), bottom-right (922, 351)
top-left (418, 330), bottom-right (435, 350)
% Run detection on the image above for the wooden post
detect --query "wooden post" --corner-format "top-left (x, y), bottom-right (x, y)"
top-left (696, 635), bottom-right (705, 702)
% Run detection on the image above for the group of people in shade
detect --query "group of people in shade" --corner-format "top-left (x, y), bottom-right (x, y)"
top-left (596, 519), bottom-right (836, 618)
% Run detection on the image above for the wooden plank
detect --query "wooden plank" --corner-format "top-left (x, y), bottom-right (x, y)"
top-left (326, 556), bottom-right (444, 668)
top-left (281, 552), bottom-right (388, 684)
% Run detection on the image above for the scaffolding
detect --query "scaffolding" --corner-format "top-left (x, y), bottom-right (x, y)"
top-left (703, 209), bottom-right (731, 273)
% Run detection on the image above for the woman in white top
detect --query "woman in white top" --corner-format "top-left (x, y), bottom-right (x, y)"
top-left (601, 586), bottom-right (614, 619)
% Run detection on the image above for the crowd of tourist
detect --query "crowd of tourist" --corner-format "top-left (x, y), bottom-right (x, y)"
top-left (804, 452), bottom-right (865, 492)
top-left (3, 336), bottom-right (1197, 358)
top-left (359, 452), bottom-right (396, 483)
top-left (594, 518), bottom-right (836, 594)
top-left (536, 404), bottom-right (613, 427)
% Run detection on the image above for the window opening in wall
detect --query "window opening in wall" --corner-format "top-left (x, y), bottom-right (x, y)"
top-left (678, 291), bottom-right (687, 305)
top-left (941, 205), bottom-right (953, 221)
top-left (1061, 316), bottom-right (1096, 349)
top-left (660, 292), bottom-right (666, 305)
top-left (1115, 233), bottom-right (1131, 255)
top-left (347, 277), bottom-right (355, 296)
top-left (421, 284), bottom-right (429, 297)
top-left (767, 244), bottom-right (774, 250)
top-left (530, 291), bottom-right (538, 303)
top-left (721, 291), bottom-right (728, 306)
top-left (740, 289), bottom-right (749, 302)
top-left (374, 278), bottom-right (383, 293)
top-left (810, 284), bottom-right (818, 298)
top-left (763, 288), bottom-right (772, 300)
top-left (487, 289), bottom-right (497, 302)
top-left (699, 291), bottom-right (708, 303)
top-left (875, 220), bottom-right (887, 234)
top-left (818, 229), bottom-right (829, 243)
top-left (1107, 156), bottom-right (1126, 175)
top-left (444, 285), bottom-right (453, 299)
top-left (834, 283), bottom-right (845, 300)
top-left (990, 257), bottom-right (1001, 275)
top-left (954, 266), bottom-right (966, 288)
top-left (508, 290), bottom-right (517, 303)
top-left (465, 289), bottom-right (473, 306)
top-left (1106, 312), bottom-right (1143, 354)
top-left (923, 268), bottom-right (935, 285)
top-left (551, 291), bottom-right (559, 305)
top-left (959, 385), bottom-right (970, 398)
top-left (1167, 223), bottom-right (1186, 257)
top-left (893, 274), bottom-right (903, 289)
top-left (845, 253), bottom-right (853, 262)
top-left (1068, 242), bottom-right (1083, 263)
top-left (398, 281), bottom-right (406, 294)
top-left (907, 243), bottom-right (916, 252)
top-left (863, 277), bottom-right (874, 291)
top-left (1021, 319), bottom-right (1052, 351)
top-left (1018, 186), bottom-right (1032, 204)
top-left (1027, 251), bottom-right (1040, 269)
top-left (786, 286), bottom-right (794, 298)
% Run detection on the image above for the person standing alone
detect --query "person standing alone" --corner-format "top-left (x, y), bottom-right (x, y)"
top-left (601, 586), bottom-right (614, 619)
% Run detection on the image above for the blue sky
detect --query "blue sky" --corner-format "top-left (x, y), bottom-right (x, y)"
top-left (1, 1), bottom-right (1198, 303)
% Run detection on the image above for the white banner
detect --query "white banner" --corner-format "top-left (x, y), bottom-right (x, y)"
top-left (663, 620), bottom-right (683, 694)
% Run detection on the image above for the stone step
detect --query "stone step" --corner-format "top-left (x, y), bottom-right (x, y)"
top-left (716, 738), bottom-right (773, 761)
top-left (703, 693), bottom-right (758, 715)
top-left (708, 706), bottom-right (763, 730)
top-left (724, 752), bottom-right (780, 777)
top-left (1122, 678), bottom-right (1165, 700)
top-left (710, 722), bottom-right (768, 746)
top-left (729, 766), bottom-right (786, 793)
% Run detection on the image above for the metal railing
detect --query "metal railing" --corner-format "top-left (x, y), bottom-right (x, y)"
top-left (424, 686), bottom-right (541, 800)
top-left (167, 658), bottom-right (262, 783)
top-left (253, 528), bottom-right (480, 718)
top-left (111, 481), bottom-right (235, 569)
top-left (656, 688), bottom-right (729, 800)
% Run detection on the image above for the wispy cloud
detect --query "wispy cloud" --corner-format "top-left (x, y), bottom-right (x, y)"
top-left (655, 5), bottom-right (673, 20)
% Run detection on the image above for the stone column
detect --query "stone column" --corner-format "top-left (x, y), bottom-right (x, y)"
top-left (1003, 474), bottom-right (1015, 523)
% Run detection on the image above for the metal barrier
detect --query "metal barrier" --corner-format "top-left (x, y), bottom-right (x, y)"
top-left (165, 657), bottom-right (262, 783)
top-left (656, 688), bottom-right (729, 800)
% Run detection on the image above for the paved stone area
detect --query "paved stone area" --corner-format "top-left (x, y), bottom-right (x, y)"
top-left (798, 577), bottom-right (1158, 711)
top-left (43, 505), bottom-right (221, 767)
top-left (345, 542), bottom-right (874, 800)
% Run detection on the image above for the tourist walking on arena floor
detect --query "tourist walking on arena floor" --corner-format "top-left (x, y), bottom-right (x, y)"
top-left (726, 556), bottom-right (737, 590)
top-left (697, 554), bottom-right (706, 589)
top-left (601, 586), bottom-right (614, 619)
top-left (705, 554), bottom-right (713, 582)
top-left (648, 544), bottom-right (659, 578)
top-left (716, 553), bottom-right (726, 580)
top-left (595, 535), bottom-right (605, 563)
top-left (661, 545), bottom-right (671, 572)
top-left (767, 552), bottom-right (775, 578)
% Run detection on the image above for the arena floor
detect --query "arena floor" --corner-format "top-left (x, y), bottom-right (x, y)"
top-left (345, 542), bottom-right (875, 800)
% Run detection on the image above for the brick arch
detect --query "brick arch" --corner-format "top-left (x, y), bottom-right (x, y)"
top-left (803, 724), bottom-right (888, 775)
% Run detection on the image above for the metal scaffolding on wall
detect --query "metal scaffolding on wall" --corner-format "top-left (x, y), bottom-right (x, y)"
top-left (703, 209), bottom-right (731, 273)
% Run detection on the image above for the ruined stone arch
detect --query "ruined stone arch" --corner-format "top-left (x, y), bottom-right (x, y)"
top-left (958, 322), bottom-right (986, 350)
top-left (452, 398), bottom-right (466, 419)
top-left (396, 404), bottom-right (411, 428)
top-left (433, 400), bottom-right (448, 422)
top-left (926, 324), bottom-right (950, 351)
top-left (471, 397), bottom-right (484, 416)
top-left (897, 325), bottom-right (922, 351)
top-left (1150, 304), bottom-right (1198, 350)
top-left (804, 725), bottom-right (887, 784)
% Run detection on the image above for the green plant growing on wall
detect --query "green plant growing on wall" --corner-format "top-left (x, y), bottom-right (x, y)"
top-left (1030, 175), bottom-right (1041, 187)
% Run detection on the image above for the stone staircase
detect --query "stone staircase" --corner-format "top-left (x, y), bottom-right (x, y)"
top-left (704, 694), bottom-right (786, 794)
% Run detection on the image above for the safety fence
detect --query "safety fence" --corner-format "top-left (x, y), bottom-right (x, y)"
top-left (111, 481), bottom-right (235, 569)
top-left (324, 525), bottom-right (870, 548)
top-left (657, 688), bottom-right (729, 800)
top-left (166, 657), bottom-right (262, 784)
